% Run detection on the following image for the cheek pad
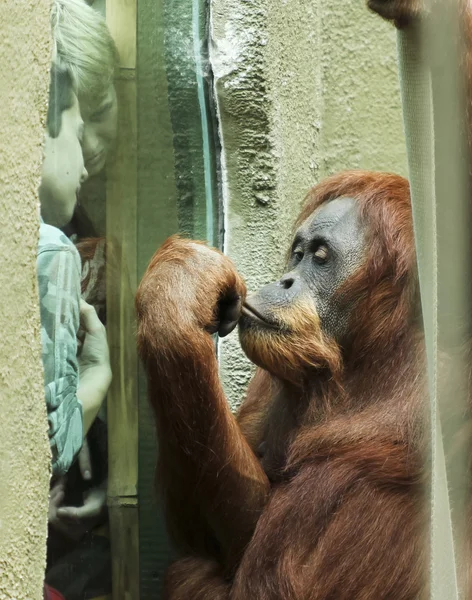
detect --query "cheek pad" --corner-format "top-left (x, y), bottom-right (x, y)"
top-left (309, 253), bottom-right (363, 339)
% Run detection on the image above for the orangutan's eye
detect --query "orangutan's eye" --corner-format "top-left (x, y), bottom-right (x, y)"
top-left (313, 244), bottom-right (329, 264)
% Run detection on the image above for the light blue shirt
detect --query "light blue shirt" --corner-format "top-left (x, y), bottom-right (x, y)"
top-left (37, 221), bottom-right (83, 476)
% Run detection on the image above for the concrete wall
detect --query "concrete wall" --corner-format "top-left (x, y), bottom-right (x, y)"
top-left (211, 0), bottom-right (407, 408)
top-left (0, 2), bottom-right (51, 599)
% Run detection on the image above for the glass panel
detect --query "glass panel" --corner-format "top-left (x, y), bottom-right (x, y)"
top-left (163, 0), bottom-right (220, 245)
top-left (38, 0), bottom-right (219, 598)
top-left (137, 0), bottom-right (220, 595)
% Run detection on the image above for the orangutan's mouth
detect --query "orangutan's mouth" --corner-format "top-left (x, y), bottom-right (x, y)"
top-left (241, 302), bottom-right (278, 329)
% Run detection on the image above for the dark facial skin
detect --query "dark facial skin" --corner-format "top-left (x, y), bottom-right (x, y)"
top-left (239, 197), bottom-right (366, 341)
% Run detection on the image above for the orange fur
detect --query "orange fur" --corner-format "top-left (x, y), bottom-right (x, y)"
top-left (136, 172), bottom-right (472, 599)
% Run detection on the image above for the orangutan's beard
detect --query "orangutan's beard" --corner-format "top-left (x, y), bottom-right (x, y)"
top-left (239, 300), bottom-right (342, 386)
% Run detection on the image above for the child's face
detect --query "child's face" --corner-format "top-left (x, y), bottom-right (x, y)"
top-left (39, 92), bottom-right (88, 227)
top-left (81, 84), bottom-right (118, 177)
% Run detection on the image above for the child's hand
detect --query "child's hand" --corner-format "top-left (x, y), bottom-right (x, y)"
top-left (55, 482), bottom-right (108, 541)
top-left (77, 300), bottom-right (112, 394)
top-left (78, 300), bottom-right (110, 370)
top-left (78, 437), bottom-right (92, 481)
top-left (50, 479), bottom-right (108, 541)
top-left (77, 300), bottom-right (111, 433)
top-left (48, 477), bottom-right (66, 525)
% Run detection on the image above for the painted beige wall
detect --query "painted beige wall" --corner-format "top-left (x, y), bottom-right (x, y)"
top-left (211, 0), bottom-right (407, 408)
top-left (0, 2), bottom-right (51, 599)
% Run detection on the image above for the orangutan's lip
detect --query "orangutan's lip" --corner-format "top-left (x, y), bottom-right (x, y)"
top-left (241, 302), bottom-right (278, 329)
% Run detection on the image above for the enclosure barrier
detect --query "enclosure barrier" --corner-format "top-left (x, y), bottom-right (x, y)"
top-left (398, 0), bottom-right (471, 596)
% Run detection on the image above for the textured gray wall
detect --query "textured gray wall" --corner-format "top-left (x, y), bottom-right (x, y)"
top-left (211, 0), bottom-right (407, 408)
top-left (0, 1), bottom-right (51, 599)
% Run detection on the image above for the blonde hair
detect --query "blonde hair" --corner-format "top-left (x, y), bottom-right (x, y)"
top-left (51, 0), bottom-right (119, 109)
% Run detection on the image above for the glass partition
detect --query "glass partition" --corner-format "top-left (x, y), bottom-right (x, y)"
top-left (40, 1), bottom-right (220, 598)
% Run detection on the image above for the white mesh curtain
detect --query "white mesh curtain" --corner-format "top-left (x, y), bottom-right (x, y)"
top-left (397, 1), bottom-right (471, 597)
